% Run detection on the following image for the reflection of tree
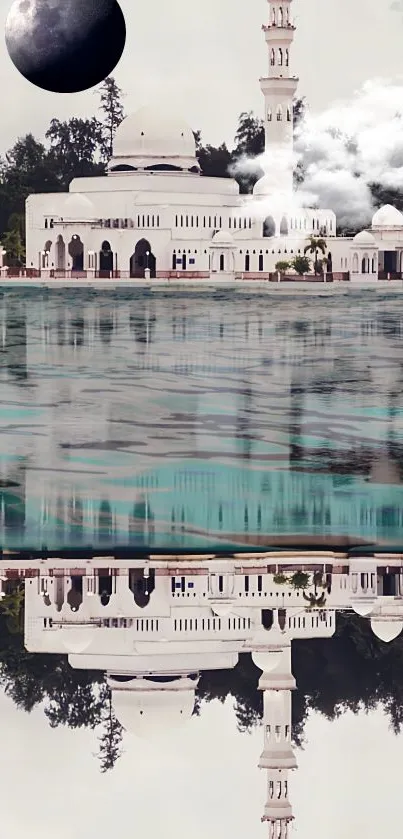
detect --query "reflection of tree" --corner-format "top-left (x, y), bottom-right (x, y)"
top-left (97, 688), bottom-right (124, 772)
top-left (4, 604), bottom-right (403, 768)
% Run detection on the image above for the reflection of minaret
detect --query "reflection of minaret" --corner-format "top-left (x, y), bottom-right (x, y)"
top-left (3, 300), bottom-right (28, 381)
top-left (250, 617), bottom-right (297, 838)
top-left (130, 302), bottom-right (156, 345)
top-left (236, 378), bottom-right (253, 461)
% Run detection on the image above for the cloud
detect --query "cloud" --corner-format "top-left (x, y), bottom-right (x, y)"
top-left (233, 79), bottom-right (403, 229)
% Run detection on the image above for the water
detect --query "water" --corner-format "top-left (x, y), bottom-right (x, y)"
top-left (0, 286), bottom-right (402, 550)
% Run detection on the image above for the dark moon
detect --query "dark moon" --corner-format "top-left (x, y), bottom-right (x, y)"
top-left (5, 0), bottom-right (126, 93)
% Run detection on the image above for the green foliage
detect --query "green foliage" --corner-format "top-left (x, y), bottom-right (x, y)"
top-left (304, 237), bottom-right (327, 275)
top-left (98, 76), bottom-right (126, 161)
top-left (273, 572), bottom-right (290, 585)
top-left (290, 571), bottom-right (310, 590)
top-left (292, 254), bottom-right (311, 275)
top-left (275, 260), bottom-right (291, 272)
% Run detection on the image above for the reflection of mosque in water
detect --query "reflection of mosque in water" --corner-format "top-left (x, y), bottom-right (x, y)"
top-left (12, 551), bottom-right (403, 834)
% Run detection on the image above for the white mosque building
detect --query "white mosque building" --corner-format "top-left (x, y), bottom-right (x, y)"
top-left (22, 0), bottom-right (403, 283)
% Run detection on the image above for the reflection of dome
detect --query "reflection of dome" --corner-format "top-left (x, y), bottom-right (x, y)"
top-left (352, 230), bottom-right (377, 245)
top-left (352, 599), bottom-right (376, 617)
top-left (370, 618), bottom-right (403, 642)
top-left (210, 603), bottom-right (234, 617)
top-left (62, 626), bottom-right (93, 653)
top-left (252, 649), bottom-right (285, 672)
top-left (371, 204), bottom-right (403, 228)
top-left (110, 106), bottom-right (199, 172)
top-left (63, 193), bottom-right (95, 220)
top-left (250, 625), bottom-right (289, 673)
top-left (211, 230), bottom-right (235, 246)
top-left (111, 677), bottom-right (197, 740)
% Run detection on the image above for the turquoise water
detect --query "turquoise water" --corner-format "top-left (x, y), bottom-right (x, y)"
top-left (0, 287), bottom-right (403, 550)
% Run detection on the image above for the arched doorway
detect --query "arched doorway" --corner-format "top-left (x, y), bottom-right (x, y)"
top-left (68, 235), bottom-right (84, 271)
top-left (130, 238), bottom-right (156, 278)
top-left (263, 216), bottom-right (276, 237)
top-left (280, 216), bottom-right (289, 235)
top-left (56, 235), bottom-right (66, 270)
top-left (99, 240), bottom-right (113, 272)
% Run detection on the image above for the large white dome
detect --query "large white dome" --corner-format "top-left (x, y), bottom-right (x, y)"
top-left (110, 106), bottom-right (199, 172)
top-left (371, 204), bottom-right (403, 228)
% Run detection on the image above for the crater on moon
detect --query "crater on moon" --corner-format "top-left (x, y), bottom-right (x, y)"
top-left (5, 0), bottom-right (126, 93)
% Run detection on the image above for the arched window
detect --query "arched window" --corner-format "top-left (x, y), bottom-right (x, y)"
top-left (285, 48), bottom-right (289, 66)
top-left (280, 215), bottom-right (289, 235)
top-left (272, 7), bottom-right (276, 24)
top-left (278, 48), bottom-right (283, 66)
top-left (263, 216), bottom-right (276, 237)
top-left (278, 6), bottom-right (283, 25)
top-left (219, 254), bottom-right (225, 271)
top-left (352, 253), bottom-right (359, 273)
top-left (245, 254), bottom-right (250, 272)
top-left (276, 105), bottom-right (283, 121)
top-left (362, 253), bottom-right (369, 273)
top-left (270, 48), bottom-right (275, 66)
top-left (287, 107), bottom-right (292, 122)
top-left (259, 254), bottom-right (264, 271)
top-left (267, 108), bottom-right (272, 122)
top-left (372, 254), bottom-right (376, 273)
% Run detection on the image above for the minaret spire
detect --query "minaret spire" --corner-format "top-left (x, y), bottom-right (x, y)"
top-left (259, 0), bottom-right (299, 193)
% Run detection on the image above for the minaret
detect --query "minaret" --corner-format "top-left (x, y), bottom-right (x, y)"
top-left (251, 624), bottom-right (297, 839)
top-left (259, 0), bottom-right (299, 193)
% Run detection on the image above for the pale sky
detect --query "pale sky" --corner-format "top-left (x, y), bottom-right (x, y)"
top-left (0, 0), bottom-right (403, 154)
top-left (1, 689), bottom-right (402, 839)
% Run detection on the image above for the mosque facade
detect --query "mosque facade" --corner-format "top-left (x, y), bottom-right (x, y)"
top-left (23, 0), bottom-right (403, 283)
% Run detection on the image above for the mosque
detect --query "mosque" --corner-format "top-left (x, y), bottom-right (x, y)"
top-left (23, 0), bottom-right (403, 283)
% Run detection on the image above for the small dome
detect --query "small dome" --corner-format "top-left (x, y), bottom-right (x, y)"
top-left (62, 626), bottom-right (93, 654)
top-left (111, 106), bottom-right (198, 169)
top-left (372, 204), bottom-right (403, 228)
top-left (111, 680), bottom-right (196, 740)
top-left (63, 193), bottom-right (94, 220)
top-left (370, 618), bottom-right (403, 643)
top-left (211, 230), bottom-right (235, 246)
top-left (352, 230), bottom-right (377, 245)
top-left (352, 599), bottom-right (377, 617)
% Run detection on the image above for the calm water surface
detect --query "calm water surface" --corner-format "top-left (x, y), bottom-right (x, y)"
top-left (0, 287), bottom-right (403, 550)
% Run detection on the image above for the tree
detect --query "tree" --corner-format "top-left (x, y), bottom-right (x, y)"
top-left (304, 236), bottom-right (327, 275)
top-left (275, 260), bottom-right (291, 272)
top-left (234, 111), bottom-right (265, 158)
top-left (46, 117), bottom-right (106, 188)
top-left (196, 140), bottom-right (232, 179)
top-left (292, 254), bottom-right (311, 275)
top-left (98, 76), bottom-right (126, 161)
top-left (1, 226), bottom-right (25, 267)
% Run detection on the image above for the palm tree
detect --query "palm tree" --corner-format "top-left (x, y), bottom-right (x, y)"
top-left (304, 236), bottom-right (327, 275)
